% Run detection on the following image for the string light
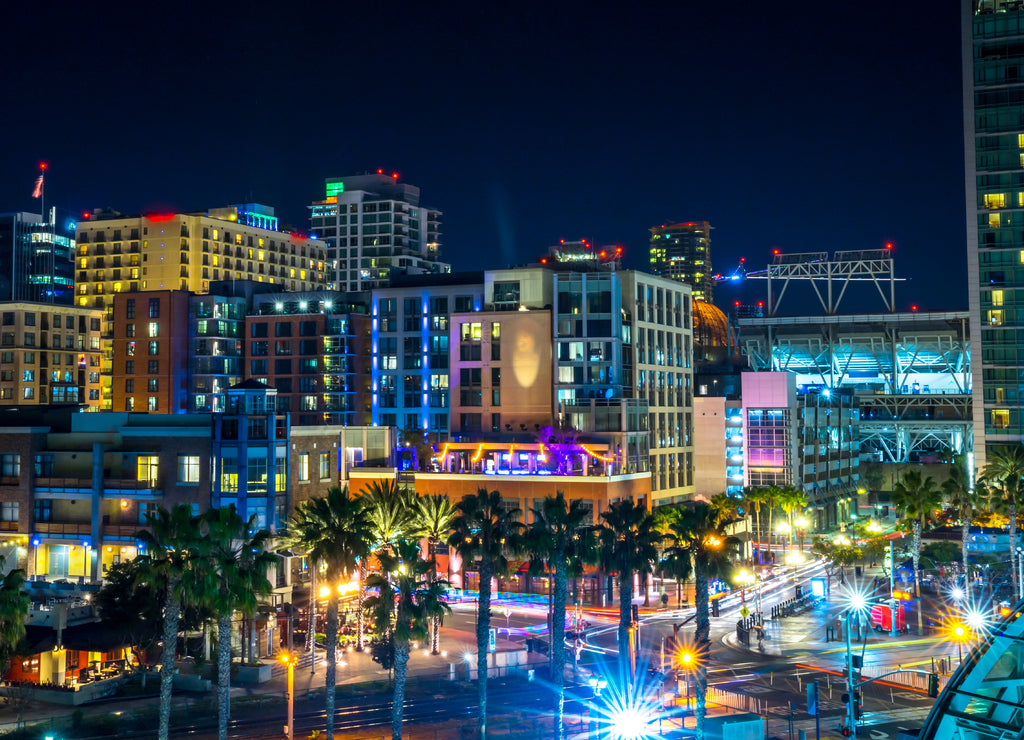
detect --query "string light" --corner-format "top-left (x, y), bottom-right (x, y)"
top-left (580, 444), bottom-right (616, 462)
top-left (471, 444), bottom-right (484, 462)
top-left (538, 443), bottom-right (547, 462)
top-left (434, 444), bottom-right (450, 464)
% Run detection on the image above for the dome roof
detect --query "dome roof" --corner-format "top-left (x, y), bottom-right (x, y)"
top-left (693, 300), bottom-right (730, 348)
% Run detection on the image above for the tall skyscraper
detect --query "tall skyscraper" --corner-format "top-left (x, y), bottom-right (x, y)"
top-left (963, 0), bottom-right (1024, 467)
top-left (0, 212), bottom-right (75, 305)
top-left (310, 173), bottom-right (447, 292)
top-left (649, 221), bottom-right (713, 303)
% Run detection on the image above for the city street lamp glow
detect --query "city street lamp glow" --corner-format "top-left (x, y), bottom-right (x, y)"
top-left (785, 551), bottom-right (805, 565)
top-left (777, 522), bottom-right (791, 534)
top-left (866, 520), bottom-right (882, 533)
top-left (950, 586), bottom-right (965, 602)
top-left (796, 517), bottom-right (809, 528)
top-left (608, 706), bottom-right (656, 740)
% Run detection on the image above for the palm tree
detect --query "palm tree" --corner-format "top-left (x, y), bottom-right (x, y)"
top-left (943, 458), bottom-right (988, 584)
top-left (201, 505), bottom-right (276, 740)
top-left (597, 499), bottom-right (661, 684)
top-left (365, 539), bottom-right (450, 740)
top-left (892, 469), bottom-right (941, 634)
top-left (526, 492), bottom-right (590, 740)
top-left (664, 502), bottom-right (740, 740)
top-left (657, 533), bottom-right (694, 609)
top-left (743, 487), bottom-right (770, 564)
top-left (984, 445), bottom-right (1024, 595)
top-left (778, 487), bottom-right (809, 551)
top-left (136, 504), bottom-right (203, 740)
top-left (0, 556), bottom-right (28, 680)
top-left (448, 489), bottom-right (523, 740)
top-left (286, 486), bottom-right (372, 740)
top-left (414, 494), bottom-right (456, 653)
top-left (358, 479), bottom-right (417, 651)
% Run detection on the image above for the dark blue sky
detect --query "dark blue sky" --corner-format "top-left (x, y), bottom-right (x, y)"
top-left (1, 2), bottom-right (965, 313)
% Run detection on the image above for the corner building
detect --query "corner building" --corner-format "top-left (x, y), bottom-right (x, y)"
top-left (964, 1), bottom-right (1024, 466)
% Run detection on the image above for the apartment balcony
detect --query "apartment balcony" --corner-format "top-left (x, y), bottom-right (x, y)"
top-left (34, 522), bottom-right (91, 539)
top-left (102, 524), bottom-right (143, 541)
top-left (35, 478), bottom-right (162, 498)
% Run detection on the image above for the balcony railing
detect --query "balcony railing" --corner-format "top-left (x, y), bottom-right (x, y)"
top-left (35, 478), bottom-right (162, 496)
top-left (34, 522), bottom-right (91, 536)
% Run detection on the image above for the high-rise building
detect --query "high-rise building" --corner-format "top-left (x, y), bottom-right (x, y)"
top-left (73, 205), bottom-right (328, 313)
top-left (0, 212), bottom-right (75, 305)
top-left (649, 221), bottom-right (713, 303)
top-left (310, 173), bottom-right (447, 292)
top-left (963, 1), bottom-right (1024, 467)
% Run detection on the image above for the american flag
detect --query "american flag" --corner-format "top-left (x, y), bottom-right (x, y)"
top-left (31, 175), bottom-right (43, 199)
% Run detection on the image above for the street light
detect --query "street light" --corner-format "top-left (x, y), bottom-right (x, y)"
top-left (734, 570), bottom-right (754, 605)
top-left (278, 650), bottom-right (298, 740)
top-left (777, 522), bottom-right (791, 558)
top-left (796, 516), bottom-right (809, 554)
top-left (866, 520), bottom-right (882, 534)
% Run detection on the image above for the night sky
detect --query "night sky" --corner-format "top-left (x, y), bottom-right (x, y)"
top-left (1, 2), bottom-right (965, 313)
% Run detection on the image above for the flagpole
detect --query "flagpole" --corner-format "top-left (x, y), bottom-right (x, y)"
top-left (39, 163), bottom-right (46, 227)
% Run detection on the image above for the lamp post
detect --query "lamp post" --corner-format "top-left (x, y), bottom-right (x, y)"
top-left (1017, 547), bottom-right (1023, 601)
top-left (777, 522), bottom-right (791, 562)
top-left (843, 614), bottom-right (856, 737)
top-left (796, 517), bottom-right (809, 555)
top-left (953, 625), bottom-right (965, 663)
top-left (279, 650), bottom-right (297, 740)
top-left (734, 570), bottom-right (754, 605)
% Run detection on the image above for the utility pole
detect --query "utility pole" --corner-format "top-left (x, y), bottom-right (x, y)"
top-left (844, 615), bottom-right (856, 737)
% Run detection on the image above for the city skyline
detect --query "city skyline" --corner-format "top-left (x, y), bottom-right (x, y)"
top-left (0, 3), bottom-right (964, 312)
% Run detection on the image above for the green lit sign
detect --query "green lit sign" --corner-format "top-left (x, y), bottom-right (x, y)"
top-left (326, 182), bottom-right (345, 198)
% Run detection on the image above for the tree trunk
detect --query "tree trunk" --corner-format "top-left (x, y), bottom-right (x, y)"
top-left (217, 613), bottom-right (232, 740)
top-left (754, 508), bottom-right (760, 564)
top-left (961, 517), bottom-right (970, 587)
top-left (391, 640), bottom-right (409, 740)
top-left (326, 595), bottom-right (338, 740)
top-left (912, 521), bottom-right (923, 635)
top-left (694, 568), bottom-right (709, 740)
top-left (1010, 504), bottom-right (1018, 596)
top-left (617, 565), bottom-right (632, 686)
top-left (551, 555), bottom-right (568, 740)
top-left (157, 580), bottom-right (181, 740)
top-left (429, 540), bottom-right (441, 655)
top-left (477, 560), bottom-right (493, 739)
top-left (642, 569), bottom-right (650, 607)
top-left (676, 578), bottom-right (681, 609)
top-left (357, 559), bottom-right (367, 652)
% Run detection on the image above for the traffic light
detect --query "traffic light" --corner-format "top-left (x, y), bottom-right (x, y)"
top-left (853, 692), bottom-right (862, 720)
top-left (928, 672), bottom-right (939, 698)
top-left (712, 599), bottom-right (720, 617)
top-left (631, 604), bottom-right (639, 623)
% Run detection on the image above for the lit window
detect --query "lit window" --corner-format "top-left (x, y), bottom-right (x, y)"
top-left (177, 455), bottom-right (200, 484)
top-left (137, 455), bottom-right (159, 485)
top-left (147, 397), bottom-right (158, 411)
top-left (319, 452), bottom-right (330, 480)
top-left (992, 290), bottom-right (1005, 306)
top-left (298, 453), bottom-right (309, 482)
top-left (984, 193), bottom-right (1007, 209)
top-left (990, 213), bottom-right (1001, 228)
top-left (1017, 133), bottom-right (1024, 148)
top-left (148, 322), bottom-right (159, 337)
top-left (989, 310), bottom-right (1004, 326)
top-left (993, 409), bottom-right (1011, 429)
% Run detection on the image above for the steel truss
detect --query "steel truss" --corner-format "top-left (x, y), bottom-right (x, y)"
top-left (739, 312), bottom-right (972, 463)
top-left (745, 249), bottom-right (904, 316)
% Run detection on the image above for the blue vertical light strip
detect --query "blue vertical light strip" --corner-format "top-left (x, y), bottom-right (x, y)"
top-left (422, 290), bottom-right (430, 431)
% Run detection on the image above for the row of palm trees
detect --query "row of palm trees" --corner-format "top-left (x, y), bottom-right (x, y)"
top-left (138, 504), bottom-right (277, 740)
top-left (137, 483), bottom-right (742, 740)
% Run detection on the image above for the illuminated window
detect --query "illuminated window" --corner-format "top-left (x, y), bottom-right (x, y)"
top-left (460, 322), bottom-right (482, 341)
top-left (177, 455), bottom-right (200, 484)
top-left (319, 452), bottom-right (330, 480)
top-left (1017, 133), bottom-right (1024, 148)
top-left (298, 453), bottom-right (309, 482)
top-left (148, 322), bottom-right (159, 337)
top-left (993, 409), bottom-right (1011, 429)
top-left (212, 229), bottom-right (219, 241)
top-left (984, 193), bottom-right (1007, 209)
top-left (989, 310), bottom-right (1004, 325)
top-left (78, 258), bottom-right (87, 269)
top-left (258, 250), bottom-right (264, 261)
top-left (137, 455), bottom-right (159, 485)
top-left (997, 387), bottom-right (1006, 403)
top-left (990, 213), bottom-right (1001, 228)
top-left (992, 290), bottom-right (1005, 306)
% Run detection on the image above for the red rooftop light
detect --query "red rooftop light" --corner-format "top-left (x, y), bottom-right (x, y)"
top-left (377, 169), bottom-right (383, 174)
top-left (773, 249), bottom-right (780, 255)
top-left (757, 301), bottom-right (764, 307)
top-left (911, 304), bottom-right (918, 312)
top-left (734, 301), bottom-right (740, 306)
top-left (391, 172), bottom-right (399, 179)
top-left (40, 162), bottom-right (47, 171)
top-left (146, 213), bottom-right (176, 222)
top-left (885, 242), bottom-right (893, 250)
top-left (81, 212), bottom-right (89, 219)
